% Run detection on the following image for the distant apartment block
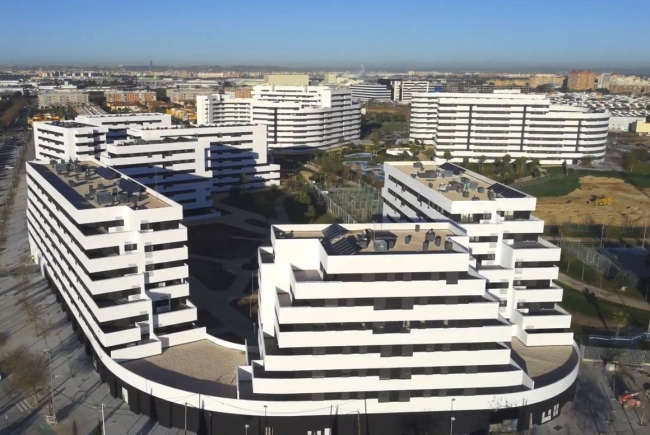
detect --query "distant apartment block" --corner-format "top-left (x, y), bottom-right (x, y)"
top-left (377, 79), bottom-right (430, 102)
top-left (265, 74), bottom-right (310, 86)
top-left (105, 90), bottom-right (157, 104)
top-left (529, 75), bottom-right (565, 89)
top-left (567, 70), bottom-right (596, 91)
top-left (75, 113), bottom-right (173, 143)
top-left (100, 123), bottom-right (279, 211)
top-left (34, 114), bottom-right (279, 214)
top-left (166, 88), bottom-right (216, 104)
top-left (38, 91), bottom-right (89, 109)
top-left (197, 85), bottom-right (361, 151)
top-left (409, 92), bottom-right (609, 164)
top-left (350, 83), bottom-right (392, 101)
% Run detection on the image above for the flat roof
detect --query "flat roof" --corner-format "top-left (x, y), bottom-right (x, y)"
top-left (274, 223), bottom-right (458, 254)
top-left (392, 162), bottom-right (530, 202)
top-left (122, 339), bottom-right (245, 398)
top-left (29, 160), bottom-right (169, 210)
top-left (511, 338), bottom-right (576, 386)
top-left (44, 121), bottom-right (95, 129)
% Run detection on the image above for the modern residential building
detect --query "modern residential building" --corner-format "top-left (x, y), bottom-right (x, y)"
top-left (166, 88), bottom-right (216, 104)
top-left (528, 74), bottom-right (565, 89)
top-left (99, 123), bottom-right (280, 212)
top-left (265, 74), bottom-right (310, 86)
top-left (38, 90), bottom-right (89, 108)
top-left (409, 92), bottom-right (609, 164)
top-left (197, 85), bottom-right (362, 151)
top-left (105, 90), bottom-right (157, 104)
top-left (567, 70), bottom-right (595, 91)
top-left (633, 117), bottom-right (650, 134)
top-left (597, 74), bottom-right (649, 94)
top-left (349, 83), bottom-right (392, 101)
top-left (35, 114), bottom-right (279, 214)
top-left (377, 79), bottom-right (430, 102)
top-left (34, 121), bottom-right (108, 161)
top-left (27, 159), bottom-right (200, 362)
top-left (29, 159), bottom-right (578, 433)
top-left (253, 221), bottom-right (578, 432)
top-left (75, 113), bottom-right (173, 143)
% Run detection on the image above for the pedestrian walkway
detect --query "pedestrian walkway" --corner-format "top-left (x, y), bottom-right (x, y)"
top-left (557, 272), bottom-right (650, 311)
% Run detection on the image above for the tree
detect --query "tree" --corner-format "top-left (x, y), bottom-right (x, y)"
top-left (305, 205), bottom-right (316, 221)
top-left (513, 157), bottom-right (527, 175)
top-left (528, 158), bottom-right (541, 177)
top-left (36, 315), bottom-right (53, 347)
top-left (462, 157), bottom-right (469, 167)
top-left (502, 154), bottom-right (512, 167)
top-left (478, 155), bottom-right (487, 171)
top-left (238, 173), bottom-right (249, 192)
top-left (580, 155), bottom-right (595, 167)
top-left (614, 270), bottom-right (639, 292)
top-left (612, 310), bottom-right (630, 338)
top-left (443, 150), bottom-right (452, 161)
top-left (11, 351), bottom-right (48, 405)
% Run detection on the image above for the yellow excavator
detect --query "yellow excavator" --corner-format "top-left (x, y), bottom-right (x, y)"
top-left (592, 195), bottom-right (612, 206)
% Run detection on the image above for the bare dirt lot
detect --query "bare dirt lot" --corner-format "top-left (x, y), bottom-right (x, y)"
top-left (536, 176), bottom-right (650, 226)
top-left (0, 97), bottom-right (27, 128)
top-left (364, 105), bottom-right (410, 117)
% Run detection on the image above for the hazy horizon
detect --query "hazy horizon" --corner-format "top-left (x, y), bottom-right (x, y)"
top-left (2, 0), bottom-right (649, 73)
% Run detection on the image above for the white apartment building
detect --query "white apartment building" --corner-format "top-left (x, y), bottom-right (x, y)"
top-left (34, 114), bottom-right (279, 214)
top-left (410, 92), bottom-right (609, 164)
top-left (38, 90), bottom-right (89, 108)
top-left (27, 159), bottom-right (200, 362)
top-left (197, 85), bottom-right (361, 151)
top-left (252, 221), bottom-right (578, 432)
top-left (350, 83), bottom-right (392, 101)
top-left (382, 161), bottom-right (572, 348)
top-left (166, 88), bottom-right (216, 104)
top-left (34, 121), bottom-right (108, 161)
top-left (99, 123), bottom-right (280, 211)
top-left (395, 80), bottom-right (430, 103)
top-left (75, 113), bottom-right (172, 143)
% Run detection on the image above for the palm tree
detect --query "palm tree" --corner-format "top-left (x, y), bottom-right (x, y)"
top-left (502, 154), bottom-right (512, 167)
top-left (443, 150), bottom-right (452, 162)
top-left (239, 173), bottom-right (249, 192)
top-left (612, 310), bottom-right (629, 338)
top-left (514, 157), bottom-right (528, 175)
top-left (529, 158), bottom-right (541, 173)
top-left (478, 155), bottom-right (487, 171)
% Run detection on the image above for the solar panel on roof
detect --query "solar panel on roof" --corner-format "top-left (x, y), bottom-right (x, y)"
top-left (439, 162), bottom-right (466, 175)
top-left (489, 183), bottom-right (526, 199)
top-left (322, 224), bottom-right (348, 241)
top-left (96, 167), bottom-right (119, 180)
top-left (331, 237), bottom-right (356, 255)
top-left (117, 178), bottom-right (141, 196)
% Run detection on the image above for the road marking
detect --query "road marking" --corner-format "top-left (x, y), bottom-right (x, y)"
top-left (16, 399), bottom-right (32, 413)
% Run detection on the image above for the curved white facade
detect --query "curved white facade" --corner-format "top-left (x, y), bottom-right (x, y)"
top-left (197, 86), bottom-right (361, 151)
top-left (410, 92), bottom-right (609, 165)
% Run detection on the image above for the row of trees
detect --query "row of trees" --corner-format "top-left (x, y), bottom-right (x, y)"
top-left (444, 152), bottom-right (543, 181)
top-left (622, 147), bottom-right (649, 172)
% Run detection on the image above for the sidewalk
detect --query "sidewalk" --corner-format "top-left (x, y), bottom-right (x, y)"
top-left (557, 272), bottom-right (650, 311)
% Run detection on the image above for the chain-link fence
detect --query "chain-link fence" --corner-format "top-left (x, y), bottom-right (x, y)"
top-left (559, 241), bottom-right (622, 278)
top-left (311, 182), bottom-right (383, 224)
top-left (511, 172), bottom-right (568, 190)
top-left (545, 222), bottom-right (648, 239)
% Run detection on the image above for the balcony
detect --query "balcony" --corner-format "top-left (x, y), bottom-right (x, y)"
top-left (512, 304), bottom-right (571, 330)
top-left (514, 265), bottom-right (559, 281)
top-left (95, 297), bottom-right (150, 323)
top-left (517, 328), bottom-right (574, 347)
top-left (145, 246), bottom-right (188, 264)
top-left (100, 325), bottom-right (142, 348)
top-left (146, 264), bottom-right (189, 283)
top-left (153, 301), bottom-right (198, 328)
top-left (513, 284), bottom-right (564, 304)
top-left (506, 237), bottom-right (561, 263)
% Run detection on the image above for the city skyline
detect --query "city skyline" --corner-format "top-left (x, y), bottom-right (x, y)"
top-left (2, 0), bottom-right (649, 71)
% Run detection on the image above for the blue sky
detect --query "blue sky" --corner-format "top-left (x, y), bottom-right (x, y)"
top-left (2, 0), bottom-right (649, 70)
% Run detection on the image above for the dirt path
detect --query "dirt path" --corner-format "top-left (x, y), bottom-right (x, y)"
top-left (0, 97), bottom-right (26, 128)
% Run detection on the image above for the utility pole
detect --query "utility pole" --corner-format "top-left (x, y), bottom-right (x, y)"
top-left (644, 212), bottom-right (648, 249)
top-left (449, 398), bottom-right (455, 435)
top-left (101, 403), bottom-right (105, 435)
top-left (184, 402), bottom-right (187, 435)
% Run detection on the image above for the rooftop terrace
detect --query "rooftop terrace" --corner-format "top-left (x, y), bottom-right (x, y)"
top-left (511, 338), bottom-right (576, 387)
top-left (392, 162), bottom-right (530, 202)
top-left (122, 340), bottom-right (245, 398)
top-left (29, 160), bottom-right (169, 210)
top-left (274, 223), bottom-right (462, 255)
top-left (45, 120), bottom-right (96, 129)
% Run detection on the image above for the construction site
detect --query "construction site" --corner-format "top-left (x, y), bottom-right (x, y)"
top-left (535, 175), bottom-right (650, 227)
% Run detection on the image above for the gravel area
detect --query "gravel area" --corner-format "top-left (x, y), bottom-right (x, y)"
top-left (122, 340), bottom-right (245, 398)
top-left (511, 338), bottom-right (574, 379)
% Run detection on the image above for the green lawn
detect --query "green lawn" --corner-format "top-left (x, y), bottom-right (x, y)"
top-left (558, 254), bottom-right (621, 293)
top-left (518, 168), bottom-right (650, 198)
top-left (559, 283), bottom-right (650, 327)
top-left (188, 259), bottom-right (236, 291)
top-left (221, 189), bottom-right (284, 218)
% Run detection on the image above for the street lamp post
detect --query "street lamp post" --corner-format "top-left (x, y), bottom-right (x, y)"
top-left (264, 405), bottom-right (268, 435)
top-left (449, 398), bottom-right (455, 435)
top-left (43, 349), bottom-right (56, 421)
top-left (245, 423), bottom-right (249, 435)
top-left (643, 212), bottom-right (648, 248)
